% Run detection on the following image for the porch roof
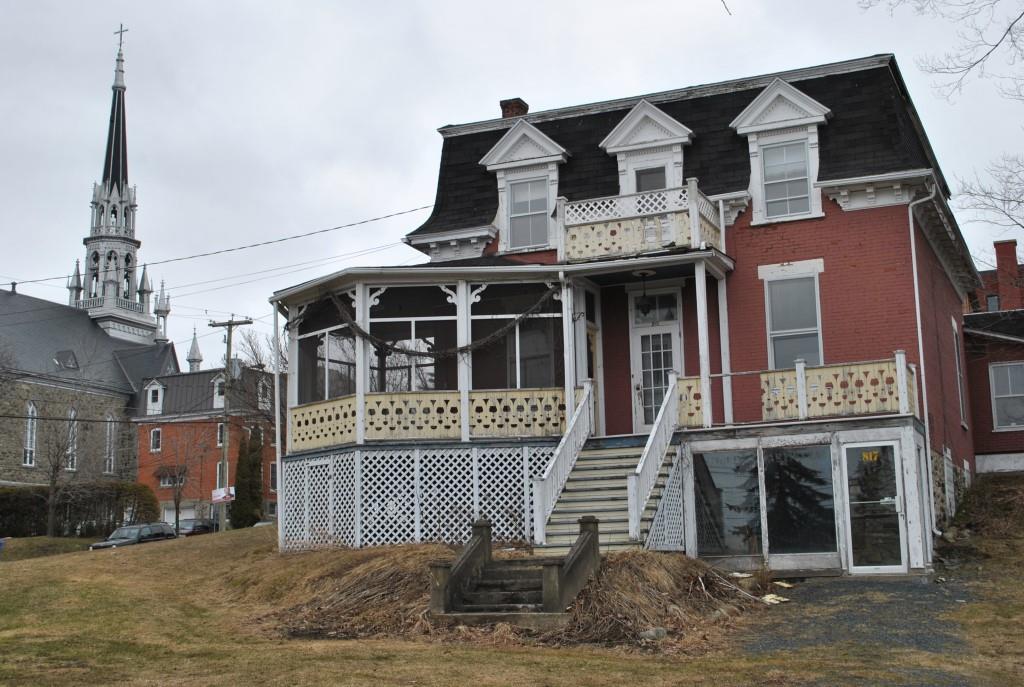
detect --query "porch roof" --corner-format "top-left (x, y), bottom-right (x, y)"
top-left (271, 247), bottom-right (734, 309)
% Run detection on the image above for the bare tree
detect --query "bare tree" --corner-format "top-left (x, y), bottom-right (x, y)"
top-left (237, 328), bottom-right (288, 373)
top-left (149, 423), bottom-right (211, 532)
top-left (864, 1), bottom-right (1024, 233)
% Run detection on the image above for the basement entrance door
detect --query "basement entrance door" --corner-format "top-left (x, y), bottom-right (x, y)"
top-left (629, 290), bottom-right (681, 432)
top-left (841, 442), bottom-right (908, 573)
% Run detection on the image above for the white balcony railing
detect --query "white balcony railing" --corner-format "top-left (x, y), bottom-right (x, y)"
top-left (628, 373), bottom-right (678, 540)
top-left (532, 380), bottom-right (594, 545)
top-left (562, 178), bottom-right (723, 261)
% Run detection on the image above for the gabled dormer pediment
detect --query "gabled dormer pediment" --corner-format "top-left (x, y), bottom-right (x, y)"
top-left (730, 78), bottom-right (831, 135)
top-left (479, 120), bottom-right (568, 171)
top-left (600, 100), bottom-right (694, 154)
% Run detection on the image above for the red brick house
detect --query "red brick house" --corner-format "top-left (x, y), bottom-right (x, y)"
top-left (134, 358), bottom-right (281, 527)
top-left (273, 55), bottom-right (979, 575)
top-left (965, 239), bottom-right (1024, 475)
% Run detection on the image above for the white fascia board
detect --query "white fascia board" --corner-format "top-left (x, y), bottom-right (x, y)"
top-left (815, 169), bottom-right (934, 189)
top-left (404, 226), bottom-right (496, 246)
top-left (599, 99), bottom-right (694, 153)
top-left (730, 78), bottom-right (831, 135)
top-left (143, 379), bottom-right (166, 390)
top-left (479, 120), bottom-right (568, 170)
top-left (963, 328), bottom-right (1024, 345)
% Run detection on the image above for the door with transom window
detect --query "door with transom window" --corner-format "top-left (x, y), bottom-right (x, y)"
top-left (629, 289), bottom-right (682, 433)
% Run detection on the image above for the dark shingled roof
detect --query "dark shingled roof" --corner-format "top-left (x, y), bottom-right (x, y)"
top-left (136, 365), bottom-right (274, 418)
top-left (0, 290), bottom-right (178, 395)
top-left (964, 311), bottom-right (1024, 340)
top-left (409, 59), bottom-right (933, 238)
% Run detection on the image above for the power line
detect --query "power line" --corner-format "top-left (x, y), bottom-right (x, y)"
top-left (1, 203), bottom-right (431, 288)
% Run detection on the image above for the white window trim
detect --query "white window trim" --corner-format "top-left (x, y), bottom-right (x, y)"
top-left (747, 127), bottom-right (824, 225)
top-left (759, 259), bottom-right (825, 370)
top-left (216, 422), bottom-right (224, 447)
top-left (104, 415), bottom-right (116, 474)
top-left (989, 361), bottom-right (1024, 432)
top-left (952, 317), bottom-right (968, 429)
top-left (144, 381), bottom-right (164, 416)
top-left (66, 409), bottom-right (78, 471)
top-left (269, 461), bottom-right (277, 492)
top-left (150, 427), bottom-right (162, 453)
top-left (23, 402), bottom-right (37, 467)
top-left (159, 473), bottom-right (185, 489)
top-left (619, 146), bottom-right (683, 195)
top-left (212, 375), bottom-right (225, 410)
top-left (495, 164), bottom-right (559, 253)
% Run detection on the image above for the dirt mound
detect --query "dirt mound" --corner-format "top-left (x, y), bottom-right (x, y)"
top-left (954, 473), bottom-right (1024, 538)
top-left (264, 545), bottom-right (758, 649)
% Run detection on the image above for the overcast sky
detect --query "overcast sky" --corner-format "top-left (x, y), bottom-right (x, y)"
top-left (1, 0), bottom-right (1020, 368)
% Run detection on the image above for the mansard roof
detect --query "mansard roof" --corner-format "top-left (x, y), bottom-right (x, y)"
top-left (409, 54), bottom-right (939, 239)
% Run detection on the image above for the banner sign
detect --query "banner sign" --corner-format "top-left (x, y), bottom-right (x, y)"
top-left (211, 487), bottom-right (236, 503)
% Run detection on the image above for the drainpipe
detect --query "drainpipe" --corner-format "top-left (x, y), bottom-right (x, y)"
top-left (272, 301), bottom-right (284, 554)
top-left (908, 178), bottom-right (940, 537)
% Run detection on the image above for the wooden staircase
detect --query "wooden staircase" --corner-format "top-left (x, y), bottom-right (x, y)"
top-left (536, 436), bottom-right (672, 556)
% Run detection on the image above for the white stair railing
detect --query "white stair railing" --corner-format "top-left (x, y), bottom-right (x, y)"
top-left (628, 373), bottom-right (679, 540)
top-left (532, 380), bottom-right (594, 545)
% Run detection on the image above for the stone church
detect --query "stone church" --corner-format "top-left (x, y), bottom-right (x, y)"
top-left (0, 45), bottom-right (180, 487)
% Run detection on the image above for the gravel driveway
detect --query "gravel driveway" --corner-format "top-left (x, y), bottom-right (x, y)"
top-left (738, 575), bottom-right (973, 686)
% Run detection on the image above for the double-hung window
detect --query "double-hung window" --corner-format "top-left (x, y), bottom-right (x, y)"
top-left (508, 179), bottom-right (548, 249)
top-left (23, 402), bottom-right (37, 467)
top-left (952, 319), bottom-right (967, 426)
top-left (766, 276), bottom-right (821, 369)
top-left (66, 409), bottom-right (78, 471)
top-left (991, 363), bottom-right (1024, 429)
top-left (104, 416), bottom-right (116, 473)
top-left (150, 427), bottom-right (162, 452)
top-left (763, 142), bottom-right (810, 219)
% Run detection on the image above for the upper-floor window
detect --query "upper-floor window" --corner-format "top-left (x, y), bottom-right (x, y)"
top-left (508, 179), bottom-right (549, 249)
top-left (766, 276), bottom-right (821, 369)
top-left (23, 402), bottom-right (37, 467)
top-left (213, 378), bottom-right (225, 409)
top-left (159, 473), bottom-right (184, 488)
top-left (66, 409), bottom-right (78, 471)
top-left (991, 362), bottom-right (1024, 429)
top-left (270, 461), bottom-right (277, 492)
top-left (150, 427), bottom-right (162, 452)
top-left (987, 294), bottom-right (1000, 312)
top-left (635, 166), bottom-right (667, 193)
top-left (146, 384), bottom-right (163, 415)
top-left (952, 318), bottom-right (967, 427)
top-left (104, 415), bottom-right (116, 473)
top-left (216, 422), bottom-right (224, 447)
top-left (763, 142), bottom-right (810, 219)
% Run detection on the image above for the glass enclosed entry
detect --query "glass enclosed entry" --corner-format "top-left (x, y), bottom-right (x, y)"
top-left (691, 439), bottom-right (909, 573)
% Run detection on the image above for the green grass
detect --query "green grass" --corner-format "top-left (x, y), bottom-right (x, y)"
top-left (0, 536), bottom-right (92, 562)
top-left (0, 480), bottom-right (1022, 686)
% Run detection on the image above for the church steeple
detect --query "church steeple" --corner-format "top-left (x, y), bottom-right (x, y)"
top-left (67, 30), bottom-right (161, 346)
top-left (187, 328), bottom-right (203, 372)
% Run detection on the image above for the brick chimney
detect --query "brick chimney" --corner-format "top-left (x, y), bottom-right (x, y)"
top-left (994, 239), bottom-right (1023, 310)
top-left (500, 98), bottom-right (529, 118)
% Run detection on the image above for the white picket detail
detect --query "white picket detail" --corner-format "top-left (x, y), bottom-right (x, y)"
top-left (279, 443), bottom-right (555, 550)
top-left (563, 188), bottom-right (689, 226)
top-left (531, 381), bottom-right (594, 545)
top-left (628, 373), bottom-right (679, 540)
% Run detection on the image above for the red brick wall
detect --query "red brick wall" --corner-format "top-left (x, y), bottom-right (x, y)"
top-left (137, 417), bottom-right (278, 516)
top-left (967, 338), bottom-right (1024, 455)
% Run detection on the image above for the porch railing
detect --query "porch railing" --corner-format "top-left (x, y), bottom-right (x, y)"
top-left (561, 178), bottom-right (723, 261)
top-left (628, 373), bottom-right (678, 540)
top-left (532, 380), bottom-right (594, 545)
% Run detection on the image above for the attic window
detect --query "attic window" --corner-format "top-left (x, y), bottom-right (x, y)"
top-left (509, 180), bottom-right (549, 249)
top-left (763, 142), bottom-right (810, 218)
top-left (54, 350), bottom-right (79, 370)
top-left (635, 167), bottom-right (667, 193)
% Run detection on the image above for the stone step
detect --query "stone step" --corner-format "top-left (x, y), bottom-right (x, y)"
top-left (432, 611), bottom-right (570, 632)
top-left (479, 566), bottom-right (542, 581)
top-left (474, 578), bottom-right (543, 591)
top-left (461, 589), bottom-right (543, 606)
top-left (536, 541), bottom-right (641, 557)
top-left (459, 602), bottom-right (544, 614)
top-left (489, 556), bottom-right (562, 567)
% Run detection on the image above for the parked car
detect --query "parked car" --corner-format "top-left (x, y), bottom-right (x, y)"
top-left (176, 518), bottom-right (216, 536)
top-left (89, 522), bottom-right (177, 550)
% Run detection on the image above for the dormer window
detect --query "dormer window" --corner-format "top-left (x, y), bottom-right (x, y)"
top-left (635, 166), bottom-right (667, 193)
top-left (763, 141), bottom-right (810, 218)
top-left (213, 377), bottom-right (226, 409)
top-left (599, 99), bottom-right (693, 196)
top-left (509, 179), bottom-right (549, 249)
top-left (479, 120), bottom-right (567, 254)
top-left (730, 78), bottom-right (831, 225)
top-left (145, 382), bottom-right (164, 416)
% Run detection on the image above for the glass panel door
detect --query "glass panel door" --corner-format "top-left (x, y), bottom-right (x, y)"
top-left (629, 291), bottom-right (680, 432)
top-left (843, 443), bottom-right (906, 572)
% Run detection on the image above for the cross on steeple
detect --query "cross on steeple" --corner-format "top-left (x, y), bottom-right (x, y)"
top-left (114, 24), bottom-right (128, 50)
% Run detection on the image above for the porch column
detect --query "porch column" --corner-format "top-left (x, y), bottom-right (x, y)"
top-left (286, 305), bottom-right (300, 408)
top-left (561, 277), bottom-right (576, 419)
top-left (717, 275), bottom-right (733, 424)
top-left (457, 280), bottom-right (471, 442)
top-left (354, 283), bottom-right (368, 444)
top-left (694, 262), bottom-right (712, 428)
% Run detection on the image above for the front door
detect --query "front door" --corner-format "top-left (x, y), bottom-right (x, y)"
top-left (842, 442), bottom-right (908, 573)
top-left (629, 290), bottom-right (681, 432)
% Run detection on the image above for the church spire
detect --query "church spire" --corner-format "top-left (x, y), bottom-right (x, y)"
top-left (187, 328), bottom-right (203, 372)
top-left (102, 43), bottom-right (128, 193)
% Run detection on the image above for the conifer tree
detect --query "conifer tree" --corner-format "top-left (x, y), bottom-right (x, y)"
top-left (229, 431), bottom-right (262, 528)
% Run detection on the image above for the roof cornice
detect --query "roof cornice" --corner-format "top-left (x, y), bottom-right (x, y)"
top-left (439, 55), bottom-right (893, 138)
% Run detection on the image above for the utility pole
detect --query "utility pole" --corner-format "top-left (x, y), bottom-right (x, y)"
top-left (208, 315), bottom-right (252, 532)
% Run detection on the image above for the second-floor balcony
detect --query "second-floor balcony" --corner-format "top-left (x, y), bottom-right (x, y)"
top-left (561, 178), bottom-right (723, 262)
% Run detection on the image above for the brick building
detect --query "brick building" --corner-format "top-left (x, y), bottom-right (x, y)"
top-left (133, 349), bottom-right (281, 526)
top-left (272, 55), bottom-right (979, 575)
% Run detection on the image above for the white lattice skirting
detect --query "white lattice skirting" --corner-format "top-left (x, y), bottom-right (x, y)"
top-left (645, 452), bottom-right (685, 552)
top-left (281, 444), bottom-right (555, 550)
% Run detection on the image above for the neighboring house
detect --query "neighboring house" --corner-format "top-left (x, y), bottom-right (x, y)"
top-left (964, 239), bottom-right (1024, 475)
top-left (272, 54), bottom-right (979, 576)
top-left (0, 46), bottom-right (178, 488)
top-left (133, 348), bottom-right (281, 525)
